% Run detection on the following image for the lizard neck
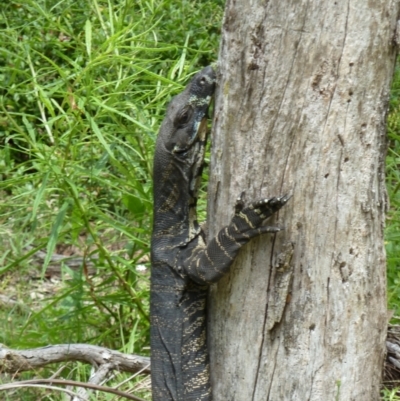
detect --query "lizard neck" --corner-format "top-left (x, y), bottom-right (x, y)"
top-left (152, 150), bottom-right (202, 248)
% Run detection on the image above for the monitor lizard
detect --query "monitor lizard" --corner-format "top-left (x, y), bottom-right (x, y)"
top-left (150, 65), bottom-right (290, 401)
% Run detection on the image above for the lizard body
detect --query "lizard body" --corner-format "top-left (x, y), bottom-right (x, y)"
top-left (150, 65), bottom-right (289, 400)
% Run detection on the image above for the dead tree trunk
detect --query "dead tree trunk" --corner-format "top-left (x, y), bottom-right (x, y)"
top-left (207, 1), bottom-right (399, 400)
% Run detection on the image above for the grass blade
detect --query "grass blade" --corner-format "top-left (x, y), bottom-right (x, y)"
top-left (43, 200), bottom-right (70, 275)
top-left (85, 19), bottom-right (92, 59)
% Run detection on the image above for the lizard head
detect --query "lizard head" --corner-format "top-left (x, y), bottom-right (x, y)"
top-left (159, 65), bottom-right (216, 157)
top-left (153, 66), bottom-right (216, 244)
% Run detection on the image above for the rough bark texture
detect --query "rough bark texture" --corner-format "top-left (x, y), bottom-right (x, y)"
top-left (207, 1), bottom-right (399, 400)
top-left (0, 344), bottom-right (150, 374)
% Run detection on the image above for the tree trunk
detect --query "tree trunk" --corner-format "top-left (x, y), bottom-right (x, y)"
top-left (207, 1), bottom-right (399, 400)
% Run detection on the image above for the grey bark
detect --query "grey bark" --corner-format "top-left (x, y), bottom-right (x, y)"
top-left (0, 343), bottom-right (150, 374)
top-left (208, 1), bottom-right (400, 400)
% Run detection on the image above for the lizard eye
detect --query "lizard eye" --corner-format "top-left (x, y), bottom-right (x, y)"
top-left (176, 107), bottom-right (193, 127)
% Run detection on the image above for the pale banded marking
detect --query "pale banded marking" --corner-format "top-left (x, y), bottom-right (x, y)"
top-left (183, 308), bottom-right (206, 320)
top-left (225, 228), bottom-right (242, 246)
top-left (240, 231), bottom-right (251, 239)
top-left (182, 318), bottom-right (206, 334)
top-left (184, 373), bottom-right (210, 390)
top-left (183, 328), bottom-right (206, 344)
top-left (157, 183), bottom-right (181, 213)
top-left (184, 379), bottom-right (210, 391)
top-left (232, 222), bottom-right (239, 232)
top-left (183, 306), bottom-right (207, 318)
top-left (238, 211), bottom-right (255, 228)
top-left (182, 335), bottom-right (206, 353)
top-left (204, 250), bottom-right (226, 274)
top-left (216, 235), bottom-right (234, 261)
top-left (189, 94), bottom-right (212, 106)
top-left (194, 258), bottom-right (206, 281)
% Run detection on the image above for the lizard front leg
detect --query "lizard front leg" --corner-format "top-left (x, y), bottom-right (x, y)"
top-left (184, 194), bottom-right (291, 284)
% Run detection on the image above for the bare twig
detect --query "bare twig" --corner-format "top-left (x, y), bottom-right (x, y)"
top-left (0, 378), bottom-right (146, 401)
top-left (72, 362), bottom-right (114, 401)
top-left (24, 245), bottom-right (97, 274)
top-left (114, 363), bottom-right (151, 390)
top-left (0, 383), bottom-right (83, 399)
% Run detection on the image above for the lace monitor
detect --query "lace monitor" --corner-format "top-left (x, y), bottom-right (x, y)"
top-left (150, 65), bottom-right (290, 401)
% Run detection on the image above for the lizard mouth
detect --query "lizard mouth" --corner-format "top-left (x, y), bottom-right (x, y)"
top-left (197, 116), bottom-right (208, 142)
top-left (189, 116), bottom-right (208, 193)
top-left (190, 91), bottom-right (214, 147)
top-left (186, 115), bottom-right (209, 240)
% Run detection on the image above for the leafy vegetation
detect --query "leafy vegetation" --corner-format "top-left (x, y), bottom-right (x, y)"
top-left (0, 0), bottom-right (222, 399)
top-left (384, 59), bottom-right (400, 400)
top-left (387, 61), bottom-right (400, 317)
top-left (1, 0), bottom-right (400, 400)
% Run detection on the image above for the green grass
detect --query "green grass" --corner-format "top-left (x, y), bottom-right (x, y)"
top-left (1, 0), bottom-right (400, 400)
top-left (386, 60), bottom-right (400, 319)
top-left (382, 386), bottom-right (400, 401)
top-left (0, 0), bottom-right (222, 399)
top-left (384, 59), bottom-right (400, 400)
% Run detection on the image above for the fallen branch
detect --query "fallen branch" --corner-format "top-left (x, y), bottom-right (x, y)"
top-left (384, 324), bottom-right (400, 387)
top-left (72, 362), bottom-right (114, 401)
top-left (0, 378), bottom-right (147, 401)
top-left (25, 245), bottom-right (97, 275)
top-left (0, 295), bottom-right (29, 312)
top-left (0, 343), bottom-right (150, 375)
top-left (1, 326), bottom-right (400, 397)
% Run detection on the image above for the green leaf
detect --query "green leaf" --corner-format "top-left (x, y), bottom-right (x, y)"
top-left (122, 194), bottom-right (146, 215)
top-left (22, 115), bottom-right (36, 142)
top-left (43, 201), bottom-right (70, 275)
top-left (84, 110), bottom-right (115, 158)
top-left (31, 172), bottom-right (49, 222)
top-left (85, 19), bottom-right (92, 59)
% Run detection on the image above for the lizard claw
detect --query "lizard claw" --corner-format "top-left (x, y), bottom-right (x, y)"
top-left (252, 193), bottom-right (291, 219)
top-left (234, 191), bottom-right (246, 214)
top-left (276, 193), bottom-right (292, 205)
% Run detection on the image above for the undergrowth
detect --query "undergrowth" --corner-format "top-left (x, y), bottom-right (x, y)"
top-left (387, 60), bottom-right (400, 318)
top-left (382, 59), bottom-right (400, 400)
top-left (0, 0), bottom-right (222, 399)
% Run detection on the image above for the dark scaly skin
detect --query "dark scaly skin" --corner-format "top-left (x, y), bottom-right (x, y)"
top-left (151, 66), bottom-right (290, 401)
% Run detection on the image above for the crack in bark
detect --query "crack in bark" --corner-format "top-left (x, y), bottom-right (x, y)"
top-left (321, 0), bottom-right (350, 138)
top-left (324, 276), bottom-right (330, 349)
top-left (251, 234), bottom-right (276, 401)
top-left (265, 336), bottom-right (281, 401)
top-left (307, 363), bottom-right (324, 400)
top-left (268, 25), bottom-right (305, 138)
top-left (261, 8), bottom-right (310, 192)
top-left (252, 4), bottom-right (312, 399)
